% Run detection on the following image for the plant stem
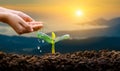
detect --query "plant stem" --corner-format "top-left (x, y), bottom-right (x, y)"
top-left (52, 42), bottom-right (55, 54)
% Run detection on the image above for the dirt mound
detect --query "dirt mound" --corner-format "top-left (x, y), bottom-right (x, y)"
top-left (0, 50), bottom-right (120, 71)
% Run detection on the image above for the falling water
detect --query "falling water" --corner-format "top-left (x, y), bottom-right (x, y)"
top-left (38, 39), bottom-right (41, 43)
top-left (37, 39), bottom-right (43, 53)
top-left (37, 46), bottom-right (40, 50)
top-left (39, 50), bottom-right (42, 53)
top-left (42, 40), bottom-right (45, 43)
top-left (37, 29), bottom-right (46, 53)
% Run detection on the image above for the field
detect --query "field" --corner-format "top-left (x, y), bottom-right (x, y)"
top-left (0, 50), bottom-right (120, 71)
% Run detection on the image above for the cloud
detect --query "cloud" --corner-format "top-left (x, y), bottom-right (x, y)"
top-left (0, 0), bottom-right (119, 37)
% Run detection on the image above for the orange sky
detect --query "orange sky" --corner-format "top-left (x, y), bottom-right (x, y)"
top-left (1, 0), bottom-right (120, 20)
top-left (0, 0), bottom-right (120, 36)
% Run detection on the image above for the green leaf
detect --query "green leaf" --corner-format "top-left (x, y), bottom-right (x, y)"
top-left (55, 34), bottom-right (70, 43)
top-left (37, 32), bottom-right (52, 43)
top-left (51, 32), bottom-right (56, 40)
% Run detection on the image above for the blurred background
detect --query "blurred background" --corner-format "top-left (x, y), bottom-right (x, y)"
top-left (0, 0), bottom-right (120, 37)
top-left (0, 0), bottom-right (120, 55)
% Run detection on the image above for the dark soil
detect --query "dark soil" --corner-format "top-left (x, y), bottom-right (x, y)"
top-left (0, 50), bottom-right (120, 71)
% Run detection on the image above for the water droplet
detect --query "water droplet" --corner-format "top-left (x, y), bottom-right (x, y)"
top-left (37, 46), bottom-right (40, 50)
top-left (38, 39), bottom-right (41, 43)
top-left (40, 50), bottom-right (42, 52)
top-left (42, 40), bottom-right (45, 43)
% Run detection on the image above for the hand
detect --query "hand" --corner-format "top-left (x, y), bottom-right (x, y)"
top-left (0, 7), bottom-right (43, 34)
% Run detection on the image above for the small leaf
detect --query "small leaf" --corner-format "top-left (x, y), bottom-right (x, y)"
top-left (52, 32), bottom-right (56, 40)
top-left (37, 32), bottom-right (52, 43)
top-left (55, 34), bottom-right (70, 43)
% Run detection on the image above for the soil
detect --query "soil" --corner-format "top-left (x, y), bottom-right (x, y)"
top-left (0, 50), bottom-right (120, 71)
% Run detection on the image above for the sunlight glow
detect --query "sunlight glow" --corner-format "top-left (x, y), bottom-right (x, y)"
top-left (76, 10), bottom-right (83, 17)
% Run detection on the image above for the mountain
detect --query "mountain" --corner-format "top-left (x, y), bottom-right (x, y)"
top-left (0, 17), bottom-right (120, 55)
top-left (78, 18), bottom-right (108, 26)
top-left (106, 17), bottom-right (120, 36)
top-left (0, 34), bottom-right (120, 55)
top-left (108, 17), bottom-right (120, 26)
top-left (50, 17), bottom-right (120, 38)
top-left (0, 34), bottom-right (39, 54)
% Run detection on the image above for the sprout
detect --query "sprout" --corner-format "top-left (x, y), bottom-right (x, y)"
top-left (37, 32), bottom-right (70, 54)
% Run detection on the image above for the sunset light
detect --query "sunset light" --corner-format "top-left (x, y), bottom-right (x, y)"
top-left (75, 10), bottom-right (84, 17)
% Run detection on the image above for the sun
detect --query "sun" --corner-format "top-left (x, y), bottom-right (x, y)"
top-left (75, 10), bottom-right (84, 17)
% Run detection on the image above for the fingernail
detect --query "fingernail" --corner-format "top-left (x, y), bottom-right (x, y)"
top-left (40, 23), bottom-right (43, 26)
top-left (30, 28), bottom-right (33, 32)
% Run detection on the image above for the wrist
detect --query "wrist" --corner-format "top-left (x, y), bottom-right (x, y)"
top-left (0, 12), bottom-right (9, 23)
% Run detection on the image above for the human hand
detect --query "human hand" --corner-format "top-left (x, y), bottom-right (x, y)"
top-left (0, 7), bottom-right (43, 34)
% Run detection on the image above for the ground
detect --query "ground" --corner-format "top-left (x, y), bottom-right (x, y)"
top-left (0, 50), bottom-right (120, 71)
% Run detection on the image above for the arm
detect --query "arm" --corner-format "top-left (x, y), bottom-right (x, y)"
top-left (0, 7), bottom-right (43, 34)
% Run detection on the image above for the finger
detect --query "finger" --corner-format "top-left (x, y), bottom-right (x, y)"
top-left (18, 12), bottom-right (34, 22)
top-left (24, 17), bottom-right (34, 22)
top-left (20, 14), bottom-right (34, 22)
top-left (9, 22), bottom-right (25, 34)
top-left (20, 27), bottom-right (32, 34)
top-left (14, 24), bottom-right (31, 34)
top-left (32, 24), bottom-right (43, 31)
top-left (28, 21), bottom-right (43, 25)
top-left (19, 18), bottom-right (33, 32)
top-left (10, 10), bottom-right (34, 22)
top-left (29, 22), bottom-right (43, 31)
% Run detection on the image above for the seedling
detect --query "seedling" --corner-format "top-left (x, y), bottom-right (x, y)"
top-left (37, 32), bottom-right (70, 54)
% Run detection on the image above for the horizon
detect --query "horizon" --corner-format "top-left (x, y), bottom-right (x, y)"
top-left (0, 0), bottom-right (120, 37)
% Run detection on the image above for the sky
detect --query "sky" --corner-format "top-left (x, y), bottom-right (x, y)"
top-left (0, 0), bottom-right (120, 37)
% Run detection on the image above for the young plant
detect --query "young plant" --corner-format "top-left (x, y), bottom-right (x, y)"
top-left (37, 32), bottom-right (70, 54)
